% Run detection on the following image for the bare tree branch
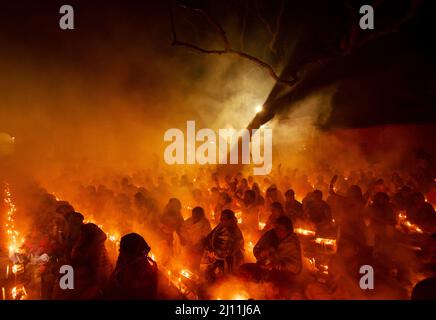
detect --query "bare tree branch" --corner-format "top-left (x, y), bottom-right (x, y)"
top-left (169, 0), bottom-right (297, 87)
top-left (268, 0), bottom-right (285, 54)
top-left (254, 0), bottom-right (285, 54)
top-left (254, 0), bottom-right (273, 35)
top-left (197, 7), bottom-right (230, 51)
top-left (169, 0), bottom-right (421, 116)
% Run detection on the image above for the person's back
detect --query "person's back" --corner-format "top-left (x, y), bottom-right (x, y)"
top-left (107, 255), bottom-right (158, 300)
top-left (180, 207), bottom-right (211, 248)
top-left (181, 216), bottom-right (211, 247)
top-left (306, 198), bottom-right (331, 226)
top-left (54, 223), bottom-right (112, 300)
top-left (284, 191), bottom-right (304, 222)
top-left (265, 202), bottom-right (287, 231)
top-left (161, 208), bottom-right (184, 231)
top-left (274, 232), bottom-right (302, 275)
top-left (160, 198), bottom-right (184, 247)
top-left (104, 233), bottom-right (158, 300)
top-left (369, 192), bottom-right (396, 226)
top-left (239, 190), bottom-right (259, 228)
top-left (411, 277), bottom-right (436, 300)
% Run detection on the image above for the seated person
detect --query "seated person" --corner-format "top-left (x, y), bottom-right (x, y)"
top-left (103, 233), bottom-right (158, 300)
top-left (180, 207), bottom-right (211, 270)
top-left (240, 216), bottom-right (302, 286)
top-left (203, 210), bottom-right (244, 282)
top-left (284, 189), bottom-right (304, 222)
top-left (264, 202), bottom-right (287, 232)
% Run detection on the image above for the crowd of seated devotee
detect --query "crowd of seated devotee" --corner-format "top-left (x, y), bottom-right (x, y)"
top-left (5, 161), bottom-right (436, 300)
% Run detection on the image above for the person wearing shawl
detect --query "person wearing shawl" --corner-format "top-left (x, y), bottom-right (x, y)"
top-left (203, 209), bottom-right (244, 282)
top-left (103, 233), bottom-right (158, 300)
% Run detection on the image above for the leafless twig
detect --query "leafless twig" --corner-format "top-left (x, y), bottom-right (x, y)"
top-left (169, 0), bottom-right (297, 87)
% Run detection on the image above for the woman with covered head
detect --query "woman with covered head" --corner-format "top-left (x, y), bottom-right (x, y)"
top-left (160, 198), bottom-right (184, 245)
top-left (104, 233), bottom-right (158, 300)
top-left (53, 223), bottom-right (112, 299)
top-left (203, 209), bottom-right (244, 282)
top-left (180, 206), bottom-right (211, 270)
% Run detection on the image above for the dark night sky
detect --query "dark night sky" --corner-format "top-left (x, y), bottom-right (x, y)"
top-left (1, 0), bottom-right (434, 126)
top-left (0, 0), bottom-right (435, 177)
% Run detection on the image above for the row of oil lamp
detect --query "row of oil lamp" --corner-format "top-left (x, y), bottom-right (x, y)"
top-left (2, 183), bottom-right (27, 300)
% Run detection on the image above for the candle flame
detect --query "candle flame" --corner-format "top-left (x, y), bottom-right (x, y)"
top-left (235, 211), bottom-right (242, 224)
top-left (11, 285), bottom-right (27, 300)
top-left (294, 228), bottom-right (316, 237)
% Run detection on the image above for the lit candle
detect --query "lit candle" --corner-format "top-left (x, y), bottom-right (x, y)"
top-left (6, 265), bottom-right (9, 279)
top-left (2, 287), bottom-right (5, 300)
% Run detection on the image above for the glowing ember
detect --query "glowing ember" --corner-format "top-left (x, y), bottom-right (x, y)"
top-left (247, 241), bottom-right (254, 250)
top-left (314, 238), bottom-right (336, 247)
top-left (235, 211), bottom-right (242, 224)
top-left (404, 221), bottom-right (423, 234)
top-left (294, 228), bottom-right (316, 237)
top-left (180, 269), bottom-right (193, 280)
top-left (11, 263), bottom-right (24, 275)
top-left (309, 257), bottom-right (315, 266)
top-left (11, 285), bottom-right (27, 300)
top-left (320, 264), bottom-right (329, 275)
top-left (232, 291), bottom-right (250, 300)
top-left (397, 212), bottom-right (423, 234)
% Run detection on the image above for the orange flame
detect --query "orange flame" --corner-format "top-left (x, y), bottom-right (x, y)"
top-left (235, 211), bottom-right (242, 224)
top-left (11, 285), bottom-right (27, 300)
top-left (294, 228), bottom-right (316, 237)
top-left (314, 238), bottom-right (336, 247)
top-left (397, 212), bottom-right (423, 234)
